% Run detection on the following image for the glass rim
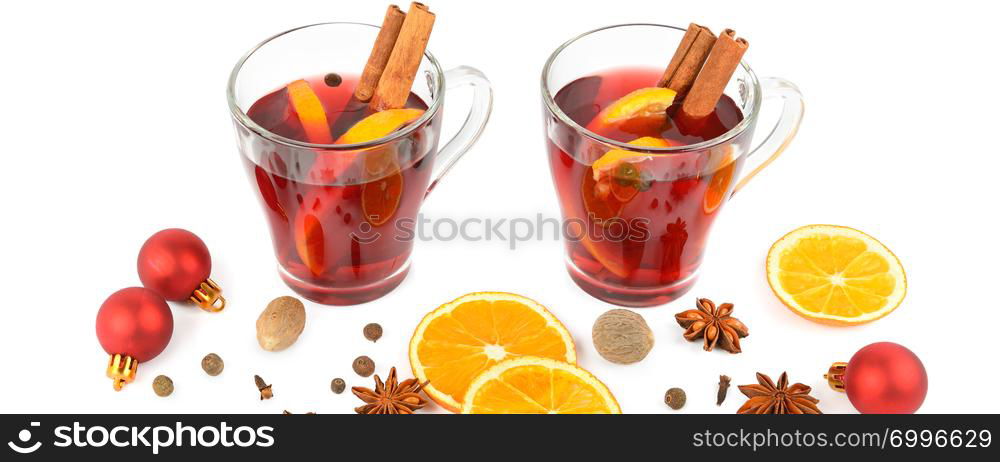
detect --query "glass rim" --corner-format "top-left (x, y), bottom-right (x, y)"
top-left (227, 22), bottom-right (445, 151)
top-left (540, 23), bottom-right (761, 153)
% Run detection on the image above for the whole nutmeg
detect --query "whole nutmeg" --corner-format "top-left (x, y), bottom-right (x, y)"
top-left (152, 375), bottom-right (173, 397)
top-left (256, 296), bottom-right (306, 352)
top-left (201, 353), bottom-right (224, 376)
top-left (592, 309), bottom-right (654, 364)
top-left (353, 355), bottom-right (375, 377)
top-left (665, 387), bottom-right (686, 410)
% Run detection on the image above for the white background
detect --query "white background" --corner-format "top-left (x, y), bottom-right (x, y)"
top-left (1, 0), bottom-right (998, 414)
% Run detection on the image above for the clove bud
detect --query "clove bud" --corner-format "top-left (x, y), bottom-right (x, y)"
top-left (254, 374), bottom-right (274, 400)
top-left (717, 375), bottom-right (731, 405)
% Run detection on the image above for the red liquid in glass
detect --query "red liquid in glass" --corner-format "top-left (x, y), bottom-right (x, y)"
top-left (547, 67), bottom-right (744, 306)
top-left (245, 74), bottom-right (431, 304)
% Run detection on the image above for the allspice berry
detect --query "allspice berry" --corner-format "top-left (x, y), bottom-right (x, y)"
top-left (353, 355), bottom-right (375, 377)
top-left (152, 375), bottom-right (173, 397)
top-left (324, 72), bottom-right (342, 87)
top-left (363, 323), bottom-right (383, 342)
top-left (256, 296), bottom-right (306, 352)
top-left (665, 387), bottom-right (686, 410)
top-left (331, 378), bottom-right (346, 394)
top-left (592, 309), bottom-right (655, 364)
top-left (201, 353), bottom-right (224, 376)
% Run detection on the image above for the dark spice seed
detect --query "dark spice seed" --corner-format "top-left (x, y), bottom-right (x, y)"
top-left (665, 387), bottom-right (686, 410)
top-left (353, 356), bottom-right (375, 377)
top-left (331, 378), bottom-right (346, 394)
top-left (324, 73), bottom-right (342, 87)
top-left (201, 353), bottom-right (224, 376)
top-left (152, 375), bottom-right (173, 397)
top-left (363, 323), bottom-right (383, 342)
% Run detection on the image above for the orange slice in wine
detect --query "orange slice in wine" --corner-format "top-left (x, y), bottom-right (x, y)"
top-left (286, 79), bottom-right (333, 144)
top-left (338, 109), bottom-right (423, 227)
top-left (293, 108), bottom-right (424, 271)
top-left (589, 87), bottom-right (677, 134)
top-left (590, 136), bottom-right (672, 180)
top-left (703, 153), bottom-right (737, 214)
top-left (294, 209), bottom-right (326, 278)
top-left (362, 171), bottom-right (404, 227)
top-left (336, 108), bottom-right (424, 145)
top-left (577, 137), bottom-right (670, 278)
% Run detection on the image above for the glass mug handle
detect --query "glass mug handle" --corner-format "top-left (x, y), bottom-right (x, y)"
top-left (731, 77), bottom-right (804, 194)
top-left (427, 66), bottom-right (494, 194)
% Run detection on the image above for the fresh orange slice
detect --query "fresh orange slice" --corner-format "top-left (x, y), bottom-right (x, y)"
top-left (409, 292), bottom-right (576, 412)
top-left (287, 79), bottom-right (333, 144)
top-left (336, 108), bottom-right (424, 145)
top-left (594, 87), bottom-right (677, 127)
top-left (766, 225), bottom-right (907, 326)
top-left (461, 357), bottom-right (621, 414)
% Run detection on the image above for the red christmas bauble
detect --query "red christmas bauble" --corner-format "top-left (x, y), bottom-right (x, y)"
top-left (137, 228), bottom-right (212, 301)
top-left (95, 287), bottom-right (173, 362)
top-left (844, 342), bottom-right (927, 414)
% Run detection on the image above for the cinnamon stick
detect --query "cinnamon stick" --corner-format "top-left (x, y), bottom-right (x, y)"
top-left (355, 5), bottom-right (406, 102)
top-left (680, 29), bottom-right (748, 120)
top-left (658, 23), bottom-right (716, 97)
top-left (370, 2), bottom-right (435, 111)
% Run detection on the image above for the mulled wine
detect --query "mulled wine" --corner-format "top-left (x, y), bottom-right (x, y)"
top-left (547, 67), bottom-right (745, 305)
top-left (244, 73), bottom-right (432, 304)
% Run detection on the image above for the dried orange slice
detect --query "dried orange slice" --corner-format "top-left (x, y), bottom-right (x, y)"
top-left (336, 108), bottom-right (424, 145)
top-left (287, 79), bottom-right (333, 144)
top-left (461, 357), bottom-right (621, 414)
top-left (766, 225), bottom-right (907, 326)
top-left (409, 292), bottom-right (576, 412)
top-left (594, 87), bottom-right (677, 127)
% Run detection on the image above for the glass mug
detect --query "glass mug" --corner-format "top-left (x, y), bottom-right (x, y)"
top-left (229, 23), bottom-right (492, 305)
top-left (542, 24), bottom-right (803, 307)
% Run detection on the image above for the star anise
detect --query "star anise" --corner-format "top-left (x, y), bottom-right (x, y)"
top-left (352, 367), bottom-right (429, 414)
top-left (674, 298), bottom-right (749, 353)
top-left (737, 372), bottom-right (822, 414)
